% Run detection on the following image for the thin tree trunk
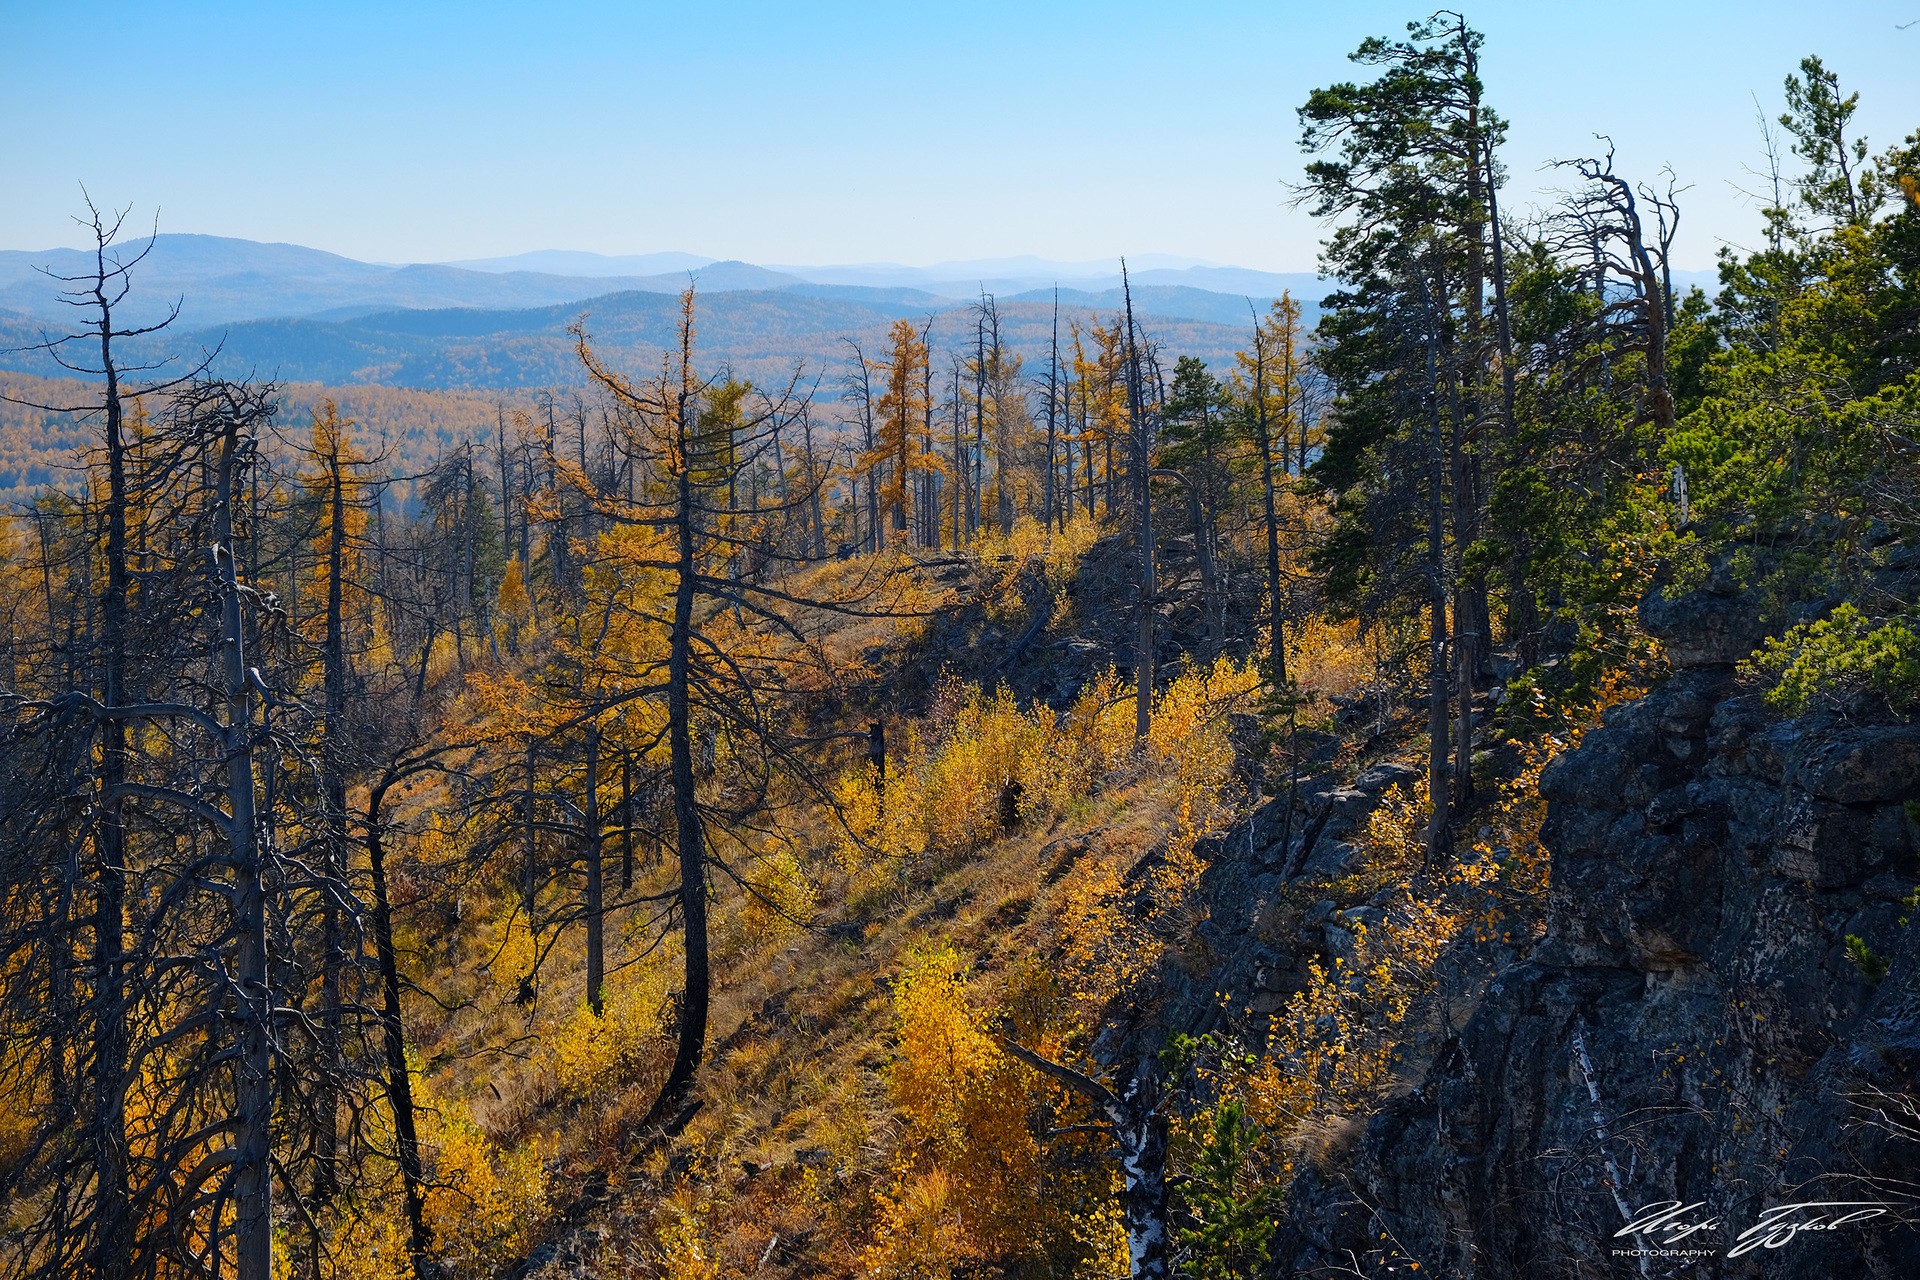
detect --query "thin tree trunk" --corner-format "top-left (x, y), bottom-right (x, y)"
top-left (315, 433), bottom-right (350, 1204)
top-left (1124, 268), bottom-right (1155, 741)
top-left (584, 726), bottom-right (604, 1016)
top-left (1002, 1042), bottom-right (1168, 1279)
top-left (523, 741), bottom-right (538, 916)
top-left (366, 772), bottom-right (431, 1280)
top-left (497, 402), bottom-right (513, 562)
top-left (653, 340), bottom-right (710, 1124)
top-left (920, 321), bottom-right (937, 548)
top-left (950, 366), bottom-right (965, 548)
top-left (800, 409), bottom-right (827, 560)
top-left (1189, 483), bottom-right (1219, 652)
top-left (1045, 292), bottom-right (1060, 532)
top-left (621, 751), bottom-right (635, 891)
top-left (90, 262), bottom-right (132, 1280)
top-left (1251, 314), bottom-right (1288, 687)
top-left (214, 412), bottom-right (273, 1280)
top-left (1420, 278), bottom-right (1453, 857)
top-left (972, 318), bottom-right (987, 539)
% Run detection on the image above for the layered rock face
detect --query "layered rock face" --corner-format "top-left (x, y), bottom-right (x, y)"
top-left (1272, 579), bottom-right (1920, 1276)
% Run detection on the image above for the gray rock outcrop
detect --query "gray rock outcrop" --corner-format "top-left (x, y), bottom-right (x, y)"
top-left (1269, 577), bottom-right (1920, 1276)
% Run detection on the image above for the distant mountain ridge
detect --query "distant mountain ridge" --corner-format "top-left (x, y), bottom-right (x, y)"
top-left (0, 237), bottom-right (822, 331)
top-left (0, 234), bottom-right (1721, 392)
top-left (0, 234), bottom-right (1329, 331)
top-left (445, 249), bottom-right (717, 277)
top-left (0, 235), bottom-right (1331, 390)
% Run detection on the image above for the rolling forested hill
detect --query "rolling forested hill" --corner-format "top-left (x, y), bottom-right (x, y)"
top-left (3, 19), bottom-right (1918, 1280)
top-left (0, 373), bottom-right (541, 503)
top-left (1, 285), bottom-right (1275, 393)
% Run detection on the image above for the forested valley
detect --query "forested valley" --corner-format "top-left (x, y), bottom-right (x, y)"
top-left (4, 15), bottom-right (1920, 1279)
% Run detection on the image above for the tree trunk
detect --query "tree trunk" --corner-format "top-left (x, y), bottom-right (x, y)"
top-left (1253, 326), bottom-right (1289, 687)
top-left (583, 725), bottom-right (604, 1016)
top-left (1001, 1042), bottom-right (1168, 1279)
top-left (1420, 286), bottom-right (1453, 857)
top-left (367, 772), bottom-right (430, 1280)
top-left (972, 319), bottom-right (987, 539)
top-left (620, 751), bottom-right (635, 891)
top-left (1116, 1092), bottom-right (1170, 1280)
top-left (1124, 270), bottom-right (1154, 741)
top-left (214, 413), bottom-right (274, 1280)
top-left (653, 383), bottom-right (710, 1123)
top-left (1044, 293), bottom-right (1059, 532)
top-left (1189, 483), bottom-right (1220, 653)
top-left (497, 403), bottom-right (513, 567)
top-left (951, 369), bottom-right (965, 548)
top-left (1454, 581), bottom-right (1476, 811)
top-left (315, 435), bottom-right (350, 1204)
top-left (91, 271), bottom-right (132, 1280)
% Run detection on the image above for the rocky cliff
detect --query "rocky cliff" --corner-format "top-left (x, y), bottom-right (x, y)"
top-left (1269, 573), bottom-right (1920, 1276)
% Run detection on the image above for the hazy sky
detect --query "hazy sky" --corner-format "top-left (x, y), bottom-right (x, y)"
top-left (3, 1), bottom-right (1915, 271)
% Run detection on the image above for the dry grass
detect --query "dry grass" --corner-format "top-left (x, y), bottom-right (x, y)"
top-left (355, 525), bottom-right (1288, 1278)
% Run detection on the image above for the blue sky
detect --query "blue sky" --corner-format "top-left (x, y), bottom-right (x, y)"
top-left (2, 1), bottom-right (1915, 270)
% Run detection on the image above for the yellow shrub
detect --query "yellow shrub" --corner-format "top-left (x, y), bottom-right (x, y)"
top-left (420, 1110), bottom-right (547, 1275)
top-left (653, 1186), bottom-right (723, 1280)
top-left (318, 1196), bottom-right (415, 1280)
top-left (1149, 656), bottom-right (1258, 864)
top-left (1287, 614), bottom-right (1374, 704)
top-left (836, 669), bottom-right (1157, 907)
top-left (877, 942), bottom-right (1112, 1273)
top-left (863, 1167), bottom-right (967, 1280)
top-left (974, 514), bottom-right (1101, 619)
top-left (1063, 666), bottom-right (1140, 779)
top-left (547, 960), bottom-right (668, 1100)
top-left (887, 942), bottom-right (1003, 1154)
top-left (921, 685), bottom-right (1036, 856)
top-left (1055, 845), bottom-right (1151, 1005)
top-left (738, 842), bottom-right (818, 942)
top-left (1204, 778), bottom-right (1461, 1187)
top-left (485, 900), bottom-right (538, 1003)
top-left (1461, 668), bottom-right (1647, 934)
top-left (831, 764), bottom-right (912, 904)
top-left (495, 557), bottom-right (531, 632)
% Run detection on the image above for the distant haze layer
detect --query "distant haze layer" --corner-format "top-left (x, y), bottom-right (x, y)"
top-left (0, 232), bottom-right (1718, 392)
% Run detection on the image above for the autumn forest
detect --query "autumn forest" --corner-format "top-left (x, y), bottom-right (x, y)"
top-left (4, 12), bottom-right (1920, 1280)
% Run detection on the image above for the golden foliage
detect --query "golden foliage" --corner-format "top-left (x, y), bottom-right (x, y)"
top-left (834, 673), bottom-right (1132, 903)
top-left (1148, 655), bottom-right (1259, 867)
top-left (885, 942), bottom-right (1007, 1157)
top-left (1055, 658), bottom-right (1257, 1007)
top-left (1285, 613), bottom-right (1375, 705)
top-left (1462, 667), bottom-right (1649, 933)
top-left (419, 1109), bottom-right (547, 1276)
top-left (496, 556), bottom-right (531, 630)
top-left (973, 513), bottom-right (1102, 619)
top-left (736, 843), bottom-right (819, 944)
top-left (864, 1167), bottom-right (969, 1280)
top-left (299, 1196), bottom-right (415, 1280)
top-left (548, 958), bottom-right (669, 1102)
top-left (652, 1186), bottom-right (725, 1280)
top-left (314, 1066), bottom-right (549, 1280)
top-left (1224, 778), bottom-right (1447, 1171)
top-left (868, 942), bottom-right (1118, 1277)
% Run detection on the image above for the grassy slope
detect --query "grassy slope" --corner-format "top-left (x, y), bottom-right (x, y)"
top-left (376, 536), bottom-right (1243, 1278)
